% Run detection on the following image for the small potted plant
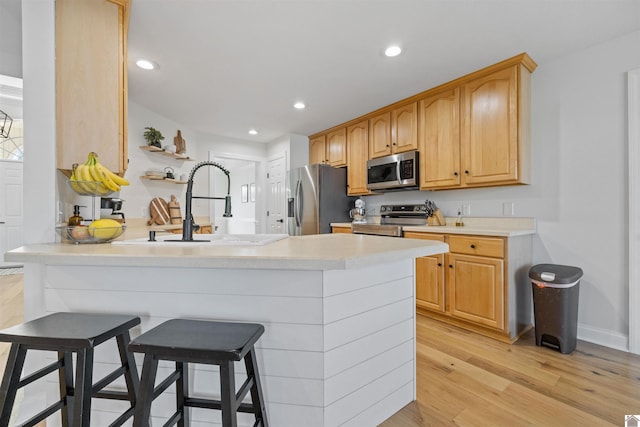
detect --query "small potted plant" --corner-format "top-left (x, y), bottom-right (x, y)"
top-left (143, 127), bottom-right (164, 148)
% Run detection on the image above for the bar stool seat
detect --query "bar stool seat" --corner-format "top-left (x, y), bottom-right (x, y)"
top-left (129, 319), bottom-right (268, 427)
top-left (0, 312), bottom-right (140, 427)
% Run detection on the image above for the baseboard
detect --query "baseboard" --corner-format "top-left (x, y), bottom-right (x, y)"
top-left (578, 323), bottom-right (629, 352)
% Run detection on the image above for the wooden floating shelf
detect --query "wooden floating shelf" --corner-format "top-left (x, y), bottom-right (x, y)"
top-left (139, 146), bottom-right (193, 160)
top-left (140, 176), bottom-right (188, 184)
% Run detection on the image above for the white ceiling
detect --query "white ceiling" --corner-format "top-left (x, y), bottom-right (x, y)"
top-left (2, 1), bottom-right (640, 143)
top-left (128, 0), bottom-right (640, 143)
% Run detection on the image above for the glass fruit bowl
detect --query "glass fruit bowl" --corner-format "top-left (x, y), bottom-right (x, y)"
top-left (57, 225), bottom-right (126, 244)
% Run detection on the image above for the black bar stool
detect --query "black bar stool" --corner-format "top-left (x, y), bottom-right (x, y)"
top-left (129, 319), bottom-right (268, 427)
top-left (0, 312), bottom-right (140, 427)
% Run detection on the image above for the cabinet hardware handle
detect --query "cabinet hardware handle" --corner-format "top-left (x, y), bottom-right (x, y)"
top-left (276, 219), bottom-right (284, 223)
top-left (437, 263), bottom-right (442, 267)
top-left (386, 144), bottom-right (390, 147)
top-left (453, 172), bottom-right (459, 176)
top-left (470, 244), bottom-right (476, 249)
top-left (465, 170), bottom-right (470, 174)
top-left (449, 265), bottom-right (453, 269)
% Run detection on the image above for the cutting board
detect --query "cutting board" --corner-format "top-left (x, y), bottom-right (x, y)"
top-left (148, 197), bottom-right (170, 225)
top-left (168, 194), bottom-right (182, 225)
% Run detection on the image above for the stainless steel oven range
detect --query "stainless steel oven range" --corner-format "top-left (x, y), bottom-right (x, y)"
top-left (351, 204), bottom-right (428, 237)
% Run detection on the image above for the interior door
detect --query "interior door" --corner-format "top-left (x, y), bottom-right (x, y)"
top-left (267, 154), bottom-right (286, 234)
top-left (0, 161), bottom-right (23, 267)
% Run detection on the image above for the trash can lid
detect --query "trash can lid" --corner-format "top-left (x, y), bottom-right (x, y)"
top-left (529, 264), bottom-right (583, 284)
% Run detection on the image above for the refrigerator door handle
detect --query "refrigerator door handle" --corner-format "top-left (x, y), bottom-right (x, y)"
top-left (295, 179), bottom-right (303, 227)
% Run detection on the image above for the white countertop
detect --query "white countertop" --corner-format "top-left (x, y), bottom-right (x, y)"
top-left (5, 234), bottom-right (448, 271)
top-left (332, 217), bottom-right (536, 237)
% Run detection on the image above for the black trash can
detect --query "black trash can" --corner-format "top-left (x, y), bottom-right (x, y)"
top-left (529, 264), bottom-right (583, 354)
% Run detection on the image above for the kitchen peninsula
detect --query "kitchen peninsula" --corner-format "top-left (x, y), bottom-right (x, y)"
top-left (5, 234), bottom-right (448, 427)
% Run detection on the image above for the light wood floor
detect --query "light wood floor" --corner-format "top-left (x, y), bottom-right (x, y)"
top-left (383, 314), bottom-right (640, 426)
top-left (3, 274), bottom-right (640, 426)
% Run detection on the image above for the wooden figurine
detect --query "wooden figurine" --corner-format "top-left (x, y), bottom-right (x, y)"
top-left (174, 130), bottom-right (186, 154)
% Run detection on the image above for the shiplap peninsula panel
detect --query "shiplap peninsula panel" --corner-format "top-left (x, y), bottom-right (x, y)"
top-left (38, 258), bottom-right (417, 426)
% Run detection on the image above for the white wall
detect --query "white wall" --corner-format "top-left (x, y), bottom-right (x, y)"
top-left (119, 101), bottom-right (205, 221)
top-left (365, 30), bottom-right (640, 350)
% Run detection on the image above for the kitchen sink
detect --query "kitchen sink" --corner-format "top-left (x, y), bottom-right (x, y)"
top-left (113, 234), bottom-right (289, 246)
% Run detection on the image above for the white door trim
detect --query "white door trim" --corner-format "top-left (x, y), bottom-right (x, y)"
top-left (629, 67), bottom-right (640, 354)
top-left (208, 151), bottom-right (267, 233)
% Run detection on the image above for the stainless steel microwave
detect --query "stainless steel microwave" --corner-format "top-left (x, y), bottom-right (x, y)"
top-left (366, 150), bottom-right (419, 191)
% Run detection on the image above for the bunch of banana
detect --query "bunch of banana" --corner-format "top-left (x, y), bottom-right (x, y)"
top-left (69, 152), bottom-right (130, 195)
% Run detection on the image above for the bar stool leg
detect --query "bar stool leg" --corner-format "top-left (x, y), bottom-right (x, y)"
top-left (220, 361), bottom-right (237, 427)
top-left (176, 362), bottom-right (189, 427)
top-left (0, 344), bottom-right (27, 426)
top-left (116, 331), bottom-right (140, 407)
top-left (133, 354), bottom-right (159, 427)
top-left (73, 348), bottom-right (94, 427)
top-left (245, 348), bottom-right (268, 427)
top-left (57, 352), bottom-right (74, 427)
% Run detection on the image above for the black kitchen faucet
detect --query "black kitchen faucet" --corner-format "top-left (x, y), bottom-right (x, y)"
top-left (181, 161), bottom-right (232, 241)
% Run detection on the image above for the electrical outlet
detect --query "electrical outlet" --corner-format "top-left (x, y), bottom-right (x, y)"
top-left (462, 203), bottom-right (471, 217)
top-left (503, 202), bottom-right (515, 216)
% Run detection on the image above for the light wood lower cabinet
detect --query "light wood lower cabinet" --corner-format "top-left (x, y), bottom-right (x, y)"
top-left (331, 225), bottom-right (352, 234)
top-left (405, 231), bottom-right (532, 343)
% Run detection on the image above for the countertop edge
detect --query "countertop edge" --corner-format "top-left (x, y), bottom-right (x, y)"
top-left (5, 236), bottom-right (449, 271)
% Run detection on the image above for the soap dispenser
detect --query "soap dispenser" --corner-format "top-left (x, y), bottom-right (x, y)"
top-left (68, 205), bottom-right (84, 226)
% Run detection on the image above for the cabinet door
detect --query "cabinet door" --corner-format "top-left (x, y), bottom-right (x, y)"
top-left (419, 88), bottom-right (461, 189)
top-left (309, 135), bottom-right (327, 164)
top-left (392, 102), bottom-right (418, 153)
top-left (368, 112), bottom-right (392, 159)
top-left (404, 232), bottom-right (446, 312)
top-left (448, 253), bottom-right (505, 330)
top-left (346, 120), bottom-right (370, 195)
top-left (326, 128), bottom-right (347, 167)
top-left (56, 0), bottom-right (129, 175)
top-left (416, 254), bottom-right (445, 313)
top-left (461, 66), bottom-right (518, 185)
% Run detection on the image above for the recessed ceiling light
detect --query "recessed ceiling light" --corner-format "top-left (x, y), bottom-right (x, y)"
top-left (384, 46), bottom-right (402, 57)
top-left (294, 102), bottom-right (306, 109)
top-left (136, 59), bottom-right (158, 70)
top-left (248, 129), bottom-right (258, 135)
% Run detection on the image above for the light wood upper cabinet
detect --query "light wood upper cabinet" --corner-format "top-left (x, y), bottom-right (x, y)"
top-left (308, 53), bottom-right (536, 191)
top-left (309, 135), bottom-right (327, 165)
top-left (369, 104), bottom-right (418, 159)
top-left (346, 120), bottom-right (370, 195)
top-left (419, 88), bottom-right (461, 189)
top-left (391, 102), bottom-right (418, 154)
top-left (326, 128), bottom-right (347, 167)
top-left (368, 112), bottom-right (392, 159)
top-left (56, 0), bottom-right (130, 175)
top-left (309, 130), bottom-right (347, 167)
top-left (461, 65), bottom-right (529, 185)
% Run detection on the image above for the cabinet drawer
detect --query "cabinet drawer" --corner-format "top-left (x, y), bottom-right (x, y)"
top-left (448, 235), bottom-right (504, 258)
top-left (403, 232), bottom-right (445, 242)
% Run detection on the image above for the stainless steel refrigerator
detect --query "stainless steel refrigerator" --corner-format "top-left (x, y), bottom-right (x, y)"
top-left (288, 164), bottom-right (354, 235)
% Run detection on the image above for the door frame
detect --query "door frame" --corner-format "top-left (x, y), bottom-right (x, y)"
top-left (266, 151), bottom-right (287, 234)
top-left (208, 151), bottom-right (267, 234)
top-left (629, 67), bottom-right (640, 354)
